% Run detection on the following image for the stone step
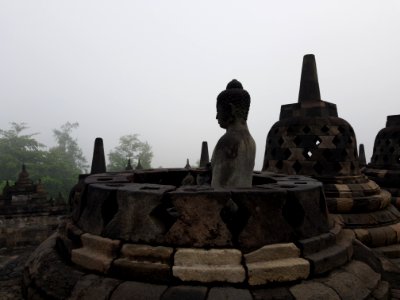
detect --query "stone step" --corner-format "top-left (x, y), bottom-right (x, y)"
top-left (374, 244), bottom-right (400, 259)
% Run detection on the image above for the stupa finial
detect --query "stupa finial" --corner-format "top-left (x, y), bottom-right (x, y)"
top-left (185, 159), bottom-right (191, 169)
top-left (298, 54), bottom-right (321, 103)
top-left (358, 144), bottom-right (367, 167)
top-left (125, 158), bottom-right (133, 171)
top-left (90, 138), bottom-right (106, 174)
top-left (135, 159), bottom-right (143, 170)
top-left (199, 141), bottom-right (210, 168)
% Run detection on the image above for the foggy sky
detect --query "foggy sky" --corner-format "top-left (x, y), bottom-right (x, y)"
top-left (0, 1), bottom-right (399, 170)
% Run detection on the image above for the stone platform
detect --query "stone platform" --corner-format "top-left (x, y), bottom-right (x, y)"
top-left (22, 169), bottom-right (390, 299)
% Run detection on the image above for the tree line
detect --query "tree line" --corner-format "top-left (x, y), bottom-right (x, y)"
top-left (0, 122), bottom-right (153, 199)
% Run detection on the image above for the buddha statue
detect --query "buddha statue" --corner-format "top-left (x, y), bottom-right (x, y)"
top-left (211, 79), bottom-right (256, 187)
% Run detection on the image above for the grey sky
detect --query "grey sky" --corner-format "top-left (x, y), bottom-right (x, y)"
top-left (0, 1), bottom-right (399, 170)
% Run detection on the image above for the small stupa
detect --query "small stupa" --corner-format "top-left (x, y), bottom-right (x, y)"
top-left (365, 115), bottom-right (400, 210)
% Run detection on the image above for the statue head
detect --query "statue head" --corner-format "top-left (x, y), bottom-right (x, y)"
top-left (216, 79), bottom-right (250, 129)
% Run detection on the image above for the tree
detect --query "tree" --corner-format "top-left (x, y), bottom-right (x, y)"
top-left (0, 122), bottom-right (46, 182)
top-left (41, 122), bottom-right (88, 198)
top-left (108, 134), bottom-right (153, 171)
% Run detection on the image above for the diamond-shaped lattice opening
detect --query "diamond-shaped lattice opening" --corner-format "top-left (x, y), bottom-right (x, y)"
top-left (284, 148), bottom-right (292, 160)
top-left (322, 149), bottom-right (332, 160)
top-left (220, 199), bottom-right (250, 242)
top-left (276, 160), bottom-right (283, 169)
top-left (293, 160), bottom-right (302, 173)
top-left (150, 200), bottom-right (178, 233)
top-left (347, 136), bottom-right (353, 144)
top-left (294, 136), bottom-right (302, 146)
top-left (302, 126), bottom-right (311, 134)
top-left (314, 137), bottom-right (322, 146)
top-left (321, 125), bottom-right (329, 133)
top-left (338, 126), bottom-right (346, 134)
top-left (332, 136), bottom-right (341, 146)
top-left (313, 161), bottom-right (324, 174)
top-left (287, 125), bottom-right (295, 134)
top-left (303, 149), bottom-right (313, 159)
top-left (278, 137), bottom-right (284, 146)
top-left (389, 146), bottom-right (395, 154)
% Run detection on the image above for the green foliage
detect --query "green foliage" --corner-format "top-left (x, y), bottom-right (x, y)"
top-left (107, 134), bottom-right (153, 171)
top-left (0, 122), bottom-right (46, 182)
top-left (0, 122), bottom-right (88, 199)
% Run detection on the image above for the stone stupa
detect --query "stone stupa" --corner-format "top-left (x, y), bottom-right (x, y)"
top-left (23, 79), bottom-right (389, 299)
top-left (263, 54), bottom-right (400, 253)
top-left (365, 115), bottom-right (400, 210)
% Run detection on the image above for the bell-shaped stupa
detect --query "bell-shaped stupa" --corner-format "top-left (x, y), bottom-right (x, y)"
top-left (263, 55), bottom-right (400, 252)
top-left (365, 115), bottom-right (400, 209)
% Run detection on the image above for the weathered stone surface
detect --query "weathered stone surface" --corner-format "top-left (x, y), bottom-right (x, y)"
top-left (372, 280), bottom-right (390, 300)
top-left (352, 239), bottom-right (383, 274)
top-left (375, 244), bottom-right (400, 258)
top-left (69, 274), bottom-right (121, 300)
top-left (343, 260), bottom-right (380, 290)
top-left (77, 183), bottom-right (120, 234)
top-left (305, 244), bottom-right (348, 275)
top-left (233, 189), bottom-right (294, 250)
top-left (174, 248), bottom-right (242, 266)
top-left (111, 244), bottom-right (173, 283)
top-left (164, 189), bottom-right (233, 247)
top-left (24, 233), bottom-right (83, 299)
top-left (110, 281), bottom-right (167, 300)
top-left (103, 184), bottom-right (176, 243)
top-left (247, 257), bottom-right (309, 285)
top-left (207, 287), bottom-right (252, 300)
top-left (244, 243), bottom-right (300, 263)
top-left (289, 282), bottom-right (340, 300)
top-left (71, 233), bottom-right (120, 273)
top-left (320, 270), bottom-right (371, 299)
top-left (251, 287), bottom-right (294, 300)
top-left (173, 248), bottom-right (245, 283)
top-left (161, 286), bottom-right (208, 300)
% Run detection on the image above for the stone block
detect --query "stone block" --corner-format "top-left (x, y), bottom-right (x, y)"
top-left (352, 239), bottom-right (383, 274)
top-left (343, 260), bottom-right (380, 290)
top-left (24, 233), bottom-right (84, 299)
top-left (247, 257), bottom-right (309, 285)
top-left (321, 270), bottom-right (371, 299)
top-left (244, 243), bottom-right (300, 263)
top-left (173, 248), bottom-right (245, 283)
top-left (251, 287), bottom-right (293, 300)
top-left (372, 280), bottom-right (390, 300)
top-left (207, 287), bottom-right (252, 300)
top-left (71, 233), bottom-right (120, 273)
top-left (305, 244), bottom-right (348, 275)
top-left (233, 189), bottom-right (294, 250)
top-left (289, 282), bottom-right (340, 300)
top-left (111, 243), bottom-right (174, 282)
top-left (354, 228), bottom-right (370, 244)
top-left (69, 274), bottom-right (121, 300)
top-left (103, 184), bottom-right (176, 243)
top-left (164, 188), bottom-right (233, 247)
top-left (374, 244), bottom-right (400, 259)
top-left (161, 286), bottom-right (208, 300)
top-left (110, 281), bottom-right (167, 300)
top-left (78, 183), bottom-right (120, 234)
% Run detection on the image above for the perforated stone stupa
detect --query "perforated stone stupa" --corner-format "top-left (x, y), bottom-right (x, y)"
top-left (263, 54), bottom-right (400, 252)
top-left (365, 115), bottom-right (400, 210)
top-left (22, 79), bottom-right (390, 299)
